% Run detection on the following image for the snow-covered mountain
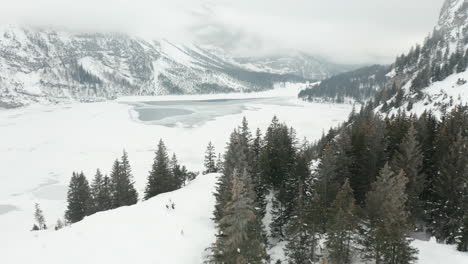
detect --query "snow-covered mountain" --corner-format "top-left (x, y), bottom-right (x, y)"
top-left (0, 25), bottom-right (315, 108)
top-left (299, 0), bottom-right (468, 114)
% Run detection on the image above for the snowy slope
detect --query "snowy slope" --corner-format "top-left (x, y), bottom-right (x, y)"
top-left (385, 69), bottom-right (468, 117)
top-left (1, 173), bottom-right (219, 264)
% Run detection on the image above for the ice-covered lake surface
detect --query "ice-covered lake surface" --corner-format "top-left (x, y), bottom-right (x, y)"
top-left (130, 97), bottom-right (300, 127)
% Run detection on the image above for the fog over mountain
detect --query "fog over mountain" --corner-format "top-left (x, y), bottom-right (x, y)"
top-left (0, 0), bottom-right (444, 64)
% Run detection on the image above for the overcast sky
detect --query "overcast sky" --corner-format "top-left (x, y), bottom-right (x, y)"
top-left (0, 0), bottom-right (445, 64)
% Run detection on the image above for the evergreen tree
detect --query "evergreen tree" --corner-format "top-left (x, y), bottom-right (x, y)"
top-left (119, 150), bottom-right (139, 204)
top-left (214, 129), bottom-right (248, 222)
top-left (65, 172), bottom-right (92, 224)
top-left (90, 169), bottom-right (112, 213)
top-left (34, 203), bottom-right (47, 230)
top-left (325, 179), bottom-right (357, 264)
top-left (416, 111), bottom-right (439, 211)
top-left (170, 153), bottom-right (186, 188)
top-left (145, 139), bottom-right (177, 199)
top-left (316, 143), bottom-right (340, 209)
top-left (251, 128), bottom-right (266, 215)
top-left (209, 169), bottom-right (268, 264)
top-left (239, 116), bottom-right (252, 145)
top-left (215, 153), bottom-right (224, 173)
top-left (430, 132), bottom-right (468, 243)
top-left (348, 110), bottom-right (387, 204)
top-left (204, 141), bottom-right (217, 174)
top-left (391, 123), bottom-right (426, 223)
top-left (360, 164), bottom-right (417, 264)
top-left (110, 151), bottom-right (138, 208)
top-left (261, 117), bottom-right (297, 238)
top-left (286, 154), bottom-right (322, 264)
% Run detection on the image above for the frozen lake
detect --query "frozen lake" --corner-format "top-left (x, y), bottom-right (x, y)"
top-left (0, 88), bottom-right (353, 242)
top-left (130, 97), bottom-right (300, 127)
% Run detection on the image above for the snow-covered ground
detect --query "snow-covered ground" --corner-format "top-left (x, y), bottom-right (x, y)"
top-left (1, 173), bottom-right (219, 264)
top-left (1, 86), bottom-right (466, 263)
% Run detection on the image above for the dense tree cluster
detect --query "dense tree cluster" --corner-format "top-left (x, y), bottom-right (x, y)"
top-left (209, 103), bottom-right (467, 263)
top-left (298, 65), bottom-right (389, 103)
top-left (315, 103), bottom-right (468, 258)
top-left (70, 61), bottom-right (103, 85)
top-left (144, 139), bottom-right (189, 200)
top-left (64, 142), bottom-right (192, 225)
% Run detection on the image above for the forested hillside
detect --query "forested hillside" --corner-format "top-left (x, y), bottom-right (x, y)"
top-left (206, 104), bottom-right (467, 263)
top-left (298, 65), bottom-right (389, 103)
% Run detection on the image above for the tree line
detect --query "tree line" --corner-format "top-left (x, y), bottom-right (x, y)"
top-left (207, 103), bottom-right (467, 263)
top-left (34, 138), bottom-right (224, 230)
top-left (62, 140), bottom-right (194, 225)
top-left (298, 65), bottom-right (389, 103)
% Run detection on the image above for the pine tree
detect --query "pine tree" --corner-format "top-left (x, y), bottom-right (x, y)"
top-left (240, 116), bottom-right (252, 145)
top-left (110, 151), bottom-right (138, 208)
top-left (215, 153), bottom-right (224, 173)
top-left (90, 169), bottom-right (112, 213)
top-left (214, 130), bottom-right (248, 222)
top-left (360, 164), bottom-right (417, 264)
top-left (349, 111), bottom-right (387, 204)
top-left (210, 169), bottom-right (268, 263)
top-left (251, 128), bottom-right (266, 215)
top-left (316, 143), bottom-right (340, 209)
top-left (170, 153), bottom-right (186, 188)
top-left (430, 132), bottom-right (468, 243)
top-left (204, 141), bottom-right (217, 174)
top-left (261, 117), bottom-right (297, 238)
top-left (119, 150), bottom-right (139, 204)
top-left (65, 172), bottom-right (92, 224)
top-left (34, 203), bottom-right (47, 230)
top-left (145, 139), bottom-right (176, 199)
top-left (391, 123), bottom-right (425, 223)
top-left (325, 179), bottom-right (357, 264)
top-left (286, 155), bottom-right (322, 264)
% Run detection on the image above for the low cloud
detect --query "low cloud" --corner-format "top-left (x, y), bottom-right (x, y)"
top-left (0, 0), bottom-right (444, 64)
